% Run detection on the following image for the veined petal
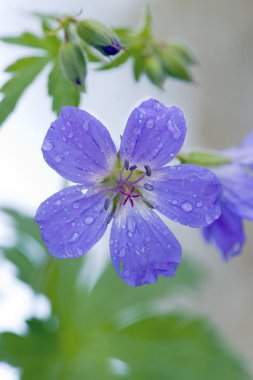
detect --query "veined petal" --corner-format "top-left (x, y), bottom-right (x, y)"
top-left (214, 164), bottom-right (253, 220)
top-left (42, 107), bottom-right (117, 186)
top-left (141, 165), bottom-right (222, 228)
top-left (202, 204), bottom-right (245, 260)
top-left (110, 201), bottom-right (182, 286)
top-left (35, 186), bottom-right (112, 258)
top-left (119, 98), bottom-right (186, 169)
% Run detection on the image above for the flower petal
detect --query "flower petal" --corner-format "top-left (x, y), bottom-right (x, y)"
top-left (202, 204), bottom-right (245, 260)
top-left (110, 201), bottom-right (182, 286)
top-left (42, 107), bottom-right (117, 186)
top-left (35, 186), bottom-right (112, 258)
top-left (119, 98), bottom-right (186, 169)
top-left (141, 164), bottom-right (222, 228)
top-left (214, 164), bottom-right (253, 220)
top-left (222, 131), bottom-right (253, 170)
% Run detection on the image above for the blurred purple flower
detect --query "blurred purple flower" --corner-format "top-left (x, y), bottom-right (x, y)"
top-left (35, 99), bottom-right (221, 286)
top-left (202, 131), bottom-right (253, 260)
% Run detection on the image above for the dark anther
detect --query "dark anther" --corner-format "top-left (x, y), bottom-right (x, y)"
top-left (106, 211), bottom-right (114, 224)
top-left (144, 165), bottom-right (152, 176)
top-left (104, 198), bottom-right (110, 210)
top-left (144, 183), bottom-right (154, 191)
top-left (124, 159), bottom-right (129, 170)
top-left (130, 165), bottom-right (137, 171)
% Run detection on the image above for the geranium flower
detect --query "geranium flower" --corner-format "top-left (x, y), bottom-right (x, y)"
top-left (202, 131), bottom-right (253, 259)
top-left (35, 99), bottom-right (221, 286)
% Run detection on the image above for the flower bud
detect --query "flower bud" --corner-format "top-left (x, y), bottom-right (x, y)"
top-left (143, 55), bottom-right (165, 88)
top-left (76, 19), bottom-right (121, 56)
top-left (177, 151), bottom-right (231, 167)
top-left (59, 41), bottom-right (87, 89)
top-left (160, 46), bottom-right (192, 81)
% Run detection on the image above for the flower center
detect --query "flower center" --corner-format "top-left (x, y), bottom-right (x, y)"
top-left (101, 159), bottom-right (154, 221)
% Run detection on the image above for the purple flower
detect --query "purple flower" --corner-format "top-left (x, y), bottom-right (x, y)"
top-left (35, 99), bottom-right (221, 286)
top-left (202, 131), bottom-right (253, 259)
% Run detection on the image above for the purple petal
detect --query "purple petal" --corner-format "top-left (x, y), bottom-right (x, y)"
top-left (35, 186), bottom-right (111, 258)
top-left (202, 203), bottom-right (245, 260)
top-left (110, 201), bottom-right (182, 286)
top-left (42, 107), bottom-right (117, 186)
top-left (119, 99), bottom-right (186, 169)
top-left (222, 131), bottom-right (253, 170)
top-left (214, 164), bottom-right (253, 220)
top-left (141, 164), bottom-right (222, 228)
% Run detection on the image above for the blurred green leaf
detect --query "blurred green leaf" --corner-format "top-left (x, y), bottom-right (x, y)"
top-left (112, 314), bottom-right (251, 380)
top-left (177, 151), bottom-right (231, 167)
top-left (48, 60), bottom-right (80, 115)
top-left (0, 33), bottom-right (47, 49)
top-left (0, 208), bottom-right (251, 380)
top-left (0, 55), bottom-right (49, 127)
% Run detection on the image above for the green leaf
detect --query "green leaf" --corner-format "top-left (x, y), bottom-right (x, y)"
top-left (48, 59), bottom-right (80, 114)
top-left (0, 55), bottom-right (49, 127)
top-left (177, 151), bottom-right (231, 167)
top-left (0, 33), bottom-right (46, 49)
top-left (80, 41), bottom-right (102, 63)
top-left (97, 51), bottom-right (130, 70)
top-left (112, 314), bottom-right (251, 380)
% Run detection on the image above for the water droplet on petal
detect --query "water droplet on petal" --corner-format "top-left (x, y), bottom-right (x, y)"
top-left (196, 200), bottom-right (203, 208)
top-left (181, 201), bottom-right (193, 212)
top-left (146, 119), bottom-right (154, 129)
top-left (119, 248), bottom-right (126, 258)
top-left (55, 200), bottom-right (61, 206)
top-left (43, 139), bottom-right (54, 151)
top-left (205, 214), bottom-right (213, 225)
top-left (81, 188), bottom-right (88, 195)
top-left (69, 232), bottom-right (80, 242)
top-left (72, 202), bottom-right (80, 209)
top-left (171, 199), bottom-right (178, 205)
top-left (67, 132), bottom-right (73, 138)
top-left (134, 127), bottom-right (141, 134)
top-left (167, 120), bottom-right (182, 140)
top-left (82, 120), bottom-right (89, 131)
top-left (126, 216), bottom-right (136, 236)
top-left (85, 216), bottom-right (94, 225)
top-left (55, 155), bottom-right (62, 163)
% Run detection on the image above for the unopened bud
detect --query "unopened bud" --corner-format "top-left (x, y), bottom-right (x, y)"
top-left (59, 42), bottom-right (87, 89)
top-left (143, 55), bottom-right (165, 88)
top-left (76, 19), bottom-right (121, 56)
top-left (160, 46), bottom-right (192, 82)
top-left (177, 151), bottom-right (231, 167)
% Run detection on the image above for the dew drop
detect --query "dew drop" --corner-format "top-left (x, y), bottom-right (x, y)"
top-left (81, 188), bottom-right (88, 195)
top-left (196, 200), bottom-right (203, 208)
top-left (134, 127), bottom-right (141, 134)
top-left (65, 150), bottom-right (70, 156)
top-left (42, 139), bottom-right (54, 151)
top-left (55, 200), bottom-right (61, 206)
top-left (82, 120), bottom-right (89, 131)
top-left (69, 232), bottom-right (80, 242)
top-left (205, 214), bottom-right (213, 225)
top-left (126, 216), bottom-right (136, 236)
top-left (119, 248), bottom-right (126, 258)
top-left (85, 216), bottom-right (94, 225)
top-left (67, 132), bottom-right (73, 138)
top-left (167, 120), bottom-right (182, 140)
top-left (171, 199), bottom-right (178, 205)
top-left (72, 202), bottom-right (80, 209)
top-left (54, 155), bottom-right (62, 163)
top-left (181, 201), bottom-right (193, 212)
top-left (146, 119), bottom-right (154, 129)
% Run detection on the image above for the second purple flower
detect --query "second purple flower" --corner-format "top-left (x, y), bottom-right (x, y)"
top-left (35, 99), bottom-right (221, 286)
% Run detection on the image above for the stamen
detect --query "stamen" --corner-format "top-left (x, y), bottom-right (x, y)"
top-left (124, 159), bottom-right (129, 170)
top-left (130, 165), bottom-right (137, 171)
top-left (144, 183), bottom-right (154, 191)
top-left (104, 198), bottom-right (110, 210)
top-left (144, 165), bottom-right (152, 176)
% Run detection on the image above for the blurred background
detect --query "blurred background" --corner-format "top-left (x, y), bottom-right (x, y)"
top-left (0, 0), bottom-right (253, 378)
